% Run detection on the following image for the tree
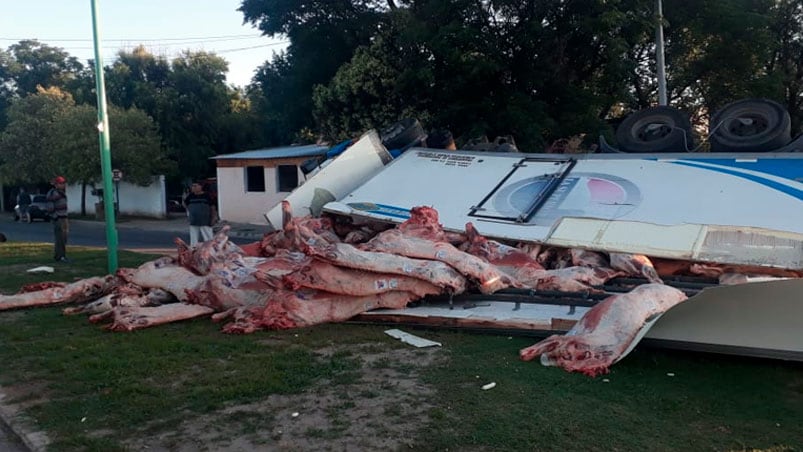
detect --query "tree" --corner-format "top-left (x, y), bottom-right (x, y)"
top-left (6, 40), bottom-right (84, 96)
top-left (0, 49), bottom-right (16, 129)
top-left (218, 87), bottom-right (269, 155)
top-left (104, 47), bottom-right (246, 186)
top-left (0, 87), bottom-right (174, 214)
top-left (159, 51), bottom-right (231, 181)
top-left (310, 0), bottom-right (653, 150)
top-left (241, 0), bottom-right (386, 143)
top-left (0, 41), bottom-right (85, 130)
top-left (104, 46), bottom-right (171, 116)
top-left (313, 35), bottom-right (431, 142)
top-left (52, 104), bottom-right (173, 186)
top-left (51, 103), bottom-right (175, 214)
top-left (660, 0), bottom-right (778, 116)
top-left (768, 0), bottom-right (803, 134)
top-left (0, 87), bottom-right (72, 183)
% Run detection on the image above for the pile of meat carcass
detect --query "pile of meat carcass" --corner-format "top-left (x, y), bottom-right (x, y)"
top-left (0, 202), bottom-right (797, 377)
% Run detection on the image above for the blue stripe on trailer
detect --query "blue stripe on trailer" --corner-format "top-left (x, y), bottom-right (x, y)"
top-left (670, 160), bottom-right (803, 201)
top-left (680, 158), bottom-right (803, 183)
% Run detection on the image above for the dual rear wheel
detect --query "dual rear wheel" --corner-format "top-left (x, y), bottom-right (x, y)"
top-left (615, 99), bottom-right (792, 153)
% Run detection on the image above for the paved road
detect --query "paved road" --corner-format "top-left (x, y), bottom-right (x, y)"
top-left (1, 216), bottom-right (186, 250)
top-left (0, 215), bottom-right (257, 251)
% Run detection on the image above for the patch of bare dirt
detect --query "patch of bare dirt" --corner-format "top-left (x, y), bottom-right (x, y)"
top-left (123, 342), bottom-right (445, 451)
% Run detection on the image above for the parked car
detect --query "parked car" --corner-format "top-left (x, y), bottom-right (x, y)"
top-left (167, 199), bottom-right (186, 213)
top-left (14, 195), bottom-right (51, 222)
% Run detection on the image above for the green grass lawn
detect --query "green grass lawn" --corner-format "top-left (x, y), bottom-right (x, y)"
top-left (0, 243), bottom-right (801, 451)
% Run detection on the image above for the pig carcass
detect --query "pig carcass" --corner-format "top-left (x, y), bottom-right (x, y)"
top-left (3, 201), bottom-right (794, 376)
top-left (519, 284), bottom-right (688, 376)
top-left (0, 276), bottom-right (117, 311)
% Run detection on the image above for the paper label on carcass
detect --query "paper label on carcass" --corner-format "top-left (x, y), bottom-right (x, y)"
top-left (375, 279), bottom-right (399, 290)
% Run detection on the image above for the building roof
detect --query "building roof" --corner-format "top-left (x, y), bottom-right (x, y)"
top-left (212, 144), bottom-right (328, 160)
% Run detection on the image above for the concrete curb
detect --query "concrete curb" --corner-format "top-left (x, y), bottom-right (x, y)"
top-left (0, 388), bottom-right (50, 452)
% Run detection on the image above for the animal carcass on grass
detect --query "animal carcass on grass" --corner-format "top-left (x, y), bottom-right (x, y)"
top-left (1, 202), bottom-right (790, 376)
top-left (519, 284), bottom-right (688, 376)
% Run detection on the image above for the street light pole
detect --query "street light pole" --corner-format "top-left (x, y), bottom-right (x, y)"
top-left (90, 0), bottom-right (119, 272)
top-left (655, 0), bottom-right (668, 106)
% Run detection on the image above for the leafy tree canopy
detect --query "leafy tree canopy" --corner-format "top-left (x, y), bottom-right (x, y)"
top-left (243, 0), bottom-right (803, 150)
top-left (0, 87), bottom-right (173, 187)
top-left (6, 40), bottom-right (84, 96)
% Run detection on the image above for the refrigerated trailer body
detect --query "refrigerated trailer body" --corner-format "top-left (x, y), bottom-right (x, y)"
top-left (323, 149), bottom-right (803, 360)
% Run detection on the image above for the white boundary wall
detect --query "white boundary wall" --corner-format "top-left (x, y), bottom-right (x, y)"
top-left (65, 175), bottom-right (167, 218)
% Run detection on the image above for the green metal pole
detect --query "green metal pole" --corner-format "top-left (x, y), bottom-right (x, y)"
top-left (90, 0), bottom-right (119, 272)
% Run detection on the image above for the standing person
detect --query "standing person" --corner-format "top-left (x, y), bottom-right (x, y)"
top-left (46, 176), bottom-right (70, 263)
top-left (183, 181), bottom-right (216, 247)
top-left (16, 187), bottom-right (31, 223)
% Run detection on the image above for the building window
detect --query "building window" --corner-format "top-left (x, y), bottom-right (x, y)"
top-left (245, 166), bottom-right (265, 192)
top-left (277, 165), bottom-right (299, 192)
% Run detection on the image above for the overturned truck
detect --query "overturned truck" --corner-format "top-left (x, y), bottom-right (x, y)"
top-left (324, 140), bottom-right (803, 366)
top-left (3, 104), bottom-right (803, 376)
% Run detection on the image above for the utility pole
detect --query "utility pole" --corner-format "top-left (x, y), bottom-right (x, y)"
top-left (655, 0), bottom-right (668, 106)
top-left (90, 0), bottom-right (119, 272)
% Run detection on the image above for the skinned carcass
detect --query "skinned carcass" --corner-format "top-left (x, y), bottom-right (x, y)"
top-left (3, 200), bottom-right (798, 376)
top-left (519, 284), bottom-right (688, 376)
top-left (90, 303), bottom-right (215, 331)
top-left (462, 223), bottom-right (623, 292)
top-left (175, 225), bottom-right (245, 275)
top-left (362, 211), bottom-right (517, 294)
top-left (117, 257), bottom-right (205, 302)
top-left (215, 289), bottom-right (420, 333)
top-left (462, 223), bottom-right (545, 283)
top-left (63, 287), bottom-right (173, 315)
top-left (186, 260), bottom-right (278, 311)
top-left (570, 249), bottom-right (609, 268)
top-left (258, 200), bottom-right (341, 257)
top-left (297, 223), bottom-right (467, 293)
top-left (281, 259), bottom-right (442, 298)
top-left (362, 229), bottom-right (517, 294)
top-left (609, 253), bottom-right (663, 284)
top-left (0, 276), bottom-right (117, 311)
top-left (533, 266), bottom-right (625, 293)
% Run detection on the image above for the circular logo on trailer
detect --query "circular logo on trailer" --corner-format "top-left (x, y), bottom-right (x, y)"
top-left (491, 172), bottom-right (642, 224)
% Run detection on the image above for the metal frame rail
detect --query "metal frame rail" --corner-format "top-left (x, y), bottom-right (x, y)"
top-left (418, 275), bottom-right (718, 312)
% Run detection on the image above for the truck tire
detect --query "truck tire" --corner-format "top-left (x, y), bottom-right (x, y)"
top-left (615, 106), bottom-right (692, 153)
top-left (709, 99), bottom-right (791, 152)
top-left (380, 118), bottom-right (426, 151)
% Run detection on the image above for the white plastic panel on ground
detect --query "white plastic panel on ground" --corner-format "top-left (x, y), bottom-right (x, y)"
top-left (360, 300), bottom-right (590, 330)
top-left (644, 278), bottom-right (803, 360)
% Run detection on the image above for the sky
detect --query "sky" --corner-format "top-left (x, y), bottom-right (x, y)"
top-left (0, 0), bottom-right (288, 87)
